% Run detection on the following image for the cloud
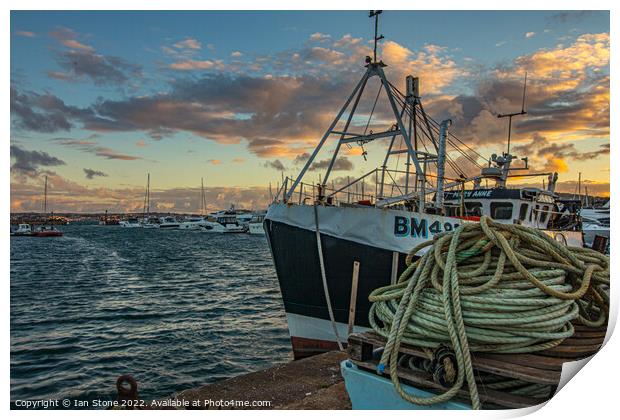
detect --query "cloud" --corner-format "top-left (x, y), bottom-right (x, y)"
top-left (207, 159), bottom-right (222, 165)
top-left (309, 156), bottom-right (354, 171)
top-left (309, 32), bottom-right (331, 42)
top-left (83, 168), bottom-right (108, 179)
top-left (232, 157), bottom-right (245, 163)
top-left (48, 26), bottom-right (141, 85)
top-left (263, 159), bottom-right (286, 171)
top-left (11, 176), bottom-right (274, 213)
top-left (15, 30), bottom-right (35, 38)
top-left (512, 136), bottom-right (609, 173)
top-left (173, 38), bottom-right (201, 50)
top-left (525, 32), bottom-right (536, 38)
top-left (52, 135), bottom-right (141, 161)
top-left (231, 51), bottom-right (243, 57)
top-left (10, 86), bottom-right (84, 132)
top-left (93, 147), bottom-right (140, 160)
top-left (10, 28), bottom-right (609, 182)
top-left (293, 153), bottom-right (310, 166)
top-left (53, 49), bottom-right (141, 85)
top-left (425, 32), bottom-right (609, 155)
top-left (547, 11), bottom-right (593, 24)
top-left (170, 60), bottom-right (222, 71)
top-left (49, 26), bottom-right (95, 53)
top-left (10, 145), bottom-right (65, 175)
top-left (135, 139), bottom-right (148, 147)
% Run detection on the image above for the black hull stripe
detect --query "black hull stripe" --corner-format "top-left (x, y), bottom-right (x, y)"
top-left (265, 219), bottom-right (410, 328)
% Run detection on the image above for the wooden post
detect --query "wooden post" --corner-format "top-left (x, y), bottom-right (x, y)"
top-left (348, 261), bottom-right (361, 336)
top-left (390, 252), bottom-right (399, 285)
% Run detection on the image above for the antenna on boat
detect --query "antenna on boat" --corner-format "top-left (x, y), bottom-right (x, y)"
top-left (369, 10), bottom-right (384, 63)
top-left (497, 72), bottom-right (527, 155)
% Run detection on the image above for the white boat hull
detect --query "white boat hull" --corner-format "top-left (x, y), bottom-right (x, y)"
top-left (248, 222), bottom-right (265, 235)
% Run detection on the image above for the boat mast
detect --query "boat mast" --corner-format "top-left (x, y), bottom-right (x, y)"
top-left (285, 11), bottom-right (432, 210)
top-left (201, 177), bottom-right (207, 216)
top-left (43, 175), bottom-right (48, 215)
top-left (143, 173), bottom-right (151, 220)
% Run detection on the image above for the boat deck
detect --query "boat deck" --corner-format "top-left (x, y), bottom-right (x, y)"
top-left (347, 324), bottom-right (607, 409)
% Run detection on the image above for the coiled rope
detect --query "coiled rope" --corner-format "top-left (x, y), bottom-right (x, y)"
top-left (369, 216), bottom-right (609, 409)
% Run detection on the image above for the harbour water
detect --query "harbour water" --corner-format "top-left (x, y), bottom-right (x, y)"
top-left (10, 224), bottom-right (291, 404)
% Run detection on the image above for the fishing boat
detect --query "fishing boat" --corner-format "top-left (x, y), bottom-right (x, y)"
top-left (263, 12), bottom-right (584, 359)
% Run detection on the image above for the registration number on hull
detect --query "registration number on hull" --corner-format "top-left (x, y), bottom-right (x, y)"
top-left (394, 216), bottom-right (460, 238)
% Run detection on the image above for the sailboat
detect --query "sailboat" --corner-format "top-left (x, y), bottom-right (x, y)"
top-left (32, 175), bottom-right (63, 237)
top-left (140, 173), bottom-right (158, 228)
top-left (179, 178), bottom-right (209, 230)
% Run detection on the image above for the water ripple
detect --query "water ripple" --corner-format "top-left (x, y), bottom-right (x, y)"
top-left (11, 225), bottom-right (291, 403)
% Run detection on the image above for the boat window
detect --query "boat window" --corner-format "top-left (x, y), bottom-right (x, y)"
top-left (444, 205), bottom-right (459, 217)
top-left (530, 205), bottom-right (539, 222)
top-left (540, 205), bottom-right (550, 224)
top-left (490, 202), bottom-right (513, 220)
top-left (519, 203), bottom-right (529, 221)
top-left (464, 202), bottom-right (482, 217)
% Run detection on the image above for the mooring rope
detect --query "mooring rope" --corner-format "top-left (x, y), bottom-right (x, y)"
top-left (369, 216), bottom-right (609, 409)
top-left (314, 204), bottom-right (344, 351)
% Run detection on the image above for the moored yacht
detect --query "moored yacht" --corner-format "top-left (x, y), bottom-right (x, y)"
top-left (158, 216), bottom-right (180, 229)
top-left (248, 213), bottom-right (266, 235)
top-left (201, 214), bottom-right (247, 233)
top-left (119, 218), bottom-right (141, 228)
top-left (179, 216), bottom-right (208, 230)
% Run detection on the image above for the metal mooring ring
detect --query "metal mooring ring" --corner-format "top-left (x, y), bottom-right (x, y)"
top-left (116, 374), bottom-right (139, 400)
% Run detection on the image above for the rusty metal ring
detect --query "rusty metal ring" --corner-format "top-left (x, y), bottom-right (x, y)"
top-left (116, 375), bottom-right (138, 399)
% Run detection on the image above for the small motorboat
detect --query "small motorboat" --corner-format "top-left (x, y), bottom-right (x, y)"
top-left (158, 216), bottom-right (180, 229)
top-left (11, 224), bottom-right (34, 236)
top-left (32, 225), bottom-right (63, 237)
top-left (119, 218), bottom-right (142, 228)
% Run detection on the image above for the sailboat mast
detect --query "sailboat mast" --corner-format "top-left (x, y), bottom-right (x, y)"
top-left (44, 175), bottom-right (48, 215)
top-left (201, 177), bottom-right (206, 216)
top-left (147, 173), bottom-right (150, 215)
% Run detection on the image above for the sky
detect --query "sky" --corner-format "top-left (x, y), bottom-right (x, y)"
top-left (10, 10), bottom-right (610, 213)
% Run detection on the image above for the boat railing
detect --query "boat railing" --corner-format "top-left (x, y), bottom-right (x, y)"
top-left (272, 168), bottom-right (472, 208)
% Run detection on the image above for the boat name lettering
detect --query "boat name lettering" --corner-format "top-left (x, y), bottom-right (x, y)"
top-left (445, 189), bottom-right (493, 200)
top-left (394, 216), bottom-right (459, 238)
